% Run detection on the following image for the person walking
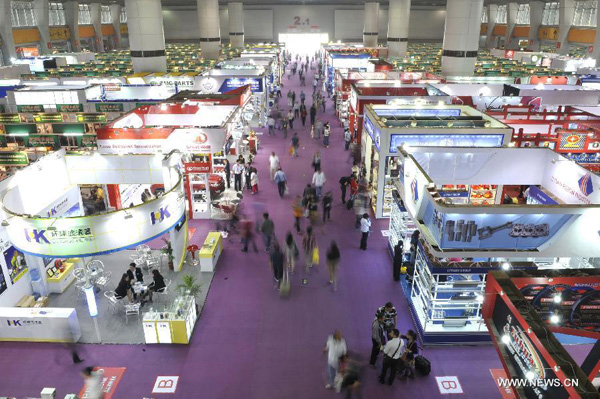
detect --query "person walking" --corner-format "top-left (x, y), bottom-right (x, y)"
top-left (259, 213), bottom-right (275, 251)
top-left (378, 329), bottom-right (404, 385)
top-left (269, 151), bottom-right (280, 181)
top-left (312, 150), bottom-right (321, 172)
top-left (291, 90), bottom-right (296, 105)
top-left (323, 122), bottom-right (331, 148)
top-left (322, 191), bottom-right (332, 223)
top-left (81, 367), bottom-right (104, 399)
top-left (287, 109), bottom-right (294, 130)
top-left (223, 159), bottom-right (231, 189)
top-left (326, 241), bottom-right (340, 291)
top-left (292, 195), bottom-right (304, 234)
top-left (313, 76), bottom-right (318, 93)
top-left (393, 241), bottom-right (404, 281)
top-left (300, 104), bottom-right (307, 126)
top-left (323, 330), bottom-right (347, 390)
top-left (314, 118), bottom-right (323, 140)
top-left (241, 218), bottom-right (258, 253)
top-left (290, 133), bottom-right (300, 158)
top-left (339, 175), bottom-right (350, 204)
top-left (284, 232), bottom-right (299, 274)
top-left (282, 119), bottom-right (288, 139)
top-left (232, 160), bottom-right (244, 192)
top-left (287, 90), bottom-right (293, 107)
top-left (267, 115), bottom-right (275, 136)
top-left (270, 242), bottom-right (284, 289)
top-left (302, 225), bottom-right (316, 271)
top-left (344, 129), bottom-right (352, 150)
top-left (360, 213), bottom-right (371, 250)
top-left (300, 90), bottom-right (306, 104)
top-left (369, 312), bottom-right (386, 368)
top-left (312, 168), bottom-right (326, 199)
top-left (294, 101), bottom-right (300, 118)
top-left (245, 163), bottom-right (254, 191)
top-left (274, 167), bottom-right (287, 198)
top-left (251, 168), bottom-right (259, 194)
top-left (310, 103), bottom-right (317, 126)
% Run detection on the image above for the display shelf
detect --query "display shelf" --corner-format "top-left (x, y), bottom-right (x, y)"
top-left (468, 185), bottom-right (497, 206)
top-left (142, 295), bottom-right (197, 344)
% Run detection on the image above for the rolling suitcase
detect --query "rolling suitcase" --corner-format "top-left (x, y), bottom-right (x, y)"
top-left (415, 355), bottom-right (431, 376)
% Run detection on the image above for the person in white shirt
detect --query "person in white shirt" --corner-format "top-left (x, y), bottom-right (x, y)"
top-left (81, 366), bottom-right (104, 399)
top-left (378, 329), bottom-right (404, 385)
top-left (267, 116), bottom-right (275, 136)
top-left (232, 160), bottom-right (245, 192)
top-left (360, 213), bottom-right (371, 250)
top-left (312, 169), bottom-right (326, 199)
top-left (269, 152), bottom-right (280, 181)
top-left (323, 330), bottom-right (347, 390)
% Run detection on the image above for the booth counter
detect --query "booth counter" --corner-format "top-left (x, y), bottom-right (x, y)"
top-left (46, 258), bottom-right (80, 294)
top-left (199, 232), bottom-right (223, 272)
top-left (362, 104), bottom-right (512, 218)
top-left (143, 295), bottom-right (197, 344)
top-left (0, 307), bottom-right (80, 342)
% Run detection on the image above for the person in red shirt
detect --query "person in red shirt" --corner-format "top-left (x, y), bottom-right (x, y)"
top-left (350, 175), bottom-right (359, 200)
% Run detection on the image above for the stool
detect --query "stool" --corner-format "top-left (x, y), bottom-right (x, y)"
top-left (187, 245), bottom-right (199, 266)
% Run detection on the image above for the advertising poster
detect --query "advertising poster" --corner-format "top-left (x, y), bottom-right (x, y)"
top-left (95, 103), bottom-right (124, 112)
top-left (4, 246), bottom-right (28, 284)
top-left (558, 133), bottom-right (586, 150)
top-left (0, 151), bottom-right (29, 166)
top-left (57, 104), bottom-right (84, 113)
top-left (0, 265), bottom-right (7, 296)
top-left (17, 105), bottom-right (44, 113)
top-left (389, 134), bottom-right (505, 153)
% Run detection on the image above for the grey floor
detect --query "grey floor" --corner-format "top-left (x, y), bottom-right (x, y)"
top-left (48, 250), bottom-right (215, 344)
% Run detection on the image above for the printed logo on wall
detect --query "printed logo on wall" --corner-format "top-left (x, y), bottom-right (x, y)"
top-left (150, 206), bottom-right (171, 225)
top-left (25, 229), bottom-right (50, 244)
top-left (559, 133), bottom-right (586, 150)
top-left (578, 173), bottom-right (594, 196)
top-left (193, 132), bottom-right (208, 144)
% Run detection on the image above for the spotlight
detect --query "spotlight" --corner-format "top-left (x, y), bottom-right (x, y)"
top-left (550, 314), bottom-right (560, 324)
top-left (501, 262), bottom-right (511, 271)
top-left (501, 335), bottom-right (510, 344)
top-left (553, 293), bottom-right (562, 304)
top-left (525, 371), bottom-right (535, 380)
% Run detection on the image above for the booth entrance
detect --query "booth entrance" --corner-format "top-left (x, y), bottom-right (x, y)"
top-left (278, 33), bottom-right (328, 55)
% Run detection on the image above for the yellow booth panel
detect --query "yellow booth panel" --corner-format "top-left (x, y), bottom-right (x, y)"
top-left (568, 28), bottom-right (595, 43)
top-left (513, 26), bottom-right (530, 37)
top-left (101, 24), bottom-right (115, 36)
top-left (78, 25), bottom-right (96, 38)
top-left (538, 27), bottom-right (558, 40)
top-left (170, 320), bottom-right (188, 344)
top-left (13, 28), bottom-right (40, 45)
top-left (50, 27), bottom-right (71, 41)
top-left (199, 232), bottom-right (223, 259)
top-left (120, 24), bottom-right (128, 35)
top-left (46, 260), bottom-right (77, 283)
top-left (493, 25), bottom-right (507, 36)
top-left (481, 24), bottom-right (488, 35)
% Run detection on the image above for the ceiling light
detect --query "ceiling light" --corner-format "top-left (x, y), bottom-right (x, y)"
top-left (550, 314), bottom-right (560, 324)
top-left (501, 262), bottom-right (511, 271)
top-left (501, 334), bottom-right (510, 344)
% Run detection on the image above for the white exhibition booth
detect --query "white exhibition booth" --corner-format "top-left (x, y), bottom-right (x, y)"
top-left (0, 149), bottom-right (187, 342)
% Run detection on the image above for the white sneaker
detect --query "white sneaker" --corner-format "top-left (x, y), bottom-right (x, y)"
top-left (325, 384), bottom-right (332, 389)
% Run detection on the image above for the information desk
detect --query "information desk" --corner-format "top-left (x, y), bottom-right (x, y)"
top-left (142, 296), bottom-right (197, 344)
top-left (199, 231), bottom-right (223, 272)
top-left (46, 258), bottom-right (80, 294)
top-left (0, 307), bottom-right (81, 342)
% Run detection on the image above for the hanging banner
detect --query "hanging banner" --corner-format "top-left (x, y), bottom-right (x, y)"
top-left (95, 103), bottom-right (124, 112)
top-left (76, 113), bottom-right (107, 123)
top-left (0, 152), bottom-right (29, 166)
top-left (0, 114), bottom-right (24, 124)
top-left (57, 104), bottom-right (84, 113)
top-left (17, 105), bottom-right (44, 113)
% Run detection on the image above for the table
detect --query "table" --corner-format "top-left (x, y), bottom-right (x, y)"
top-left (132, 282), bottom-right (148, 295)
top-left (199, 231), bottom-right (223, 272)
top-left (0, 307), bottom-right (81, 342)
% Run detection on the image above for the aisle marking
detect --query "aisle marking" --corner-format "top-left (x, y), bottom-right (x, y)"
top-left (436, 376), bottom-right (463, 394)
top-left (152, 376), bottom-right (179, 394)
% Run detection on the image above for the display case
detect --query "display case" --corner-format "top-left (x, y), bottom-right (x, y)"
top-left (189, 173), bottom-right (211, 219)
top-left (388, 194), bottom-right (416, 253)
top-left (142, 295), bottom-right (197, 344)
top-left (199, 231), bottom-right (223, 272)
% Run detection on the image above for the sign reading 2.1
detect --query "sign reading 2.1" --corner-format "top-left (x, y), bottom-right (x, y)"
top-left (293, 16), bottom-right (310, 26)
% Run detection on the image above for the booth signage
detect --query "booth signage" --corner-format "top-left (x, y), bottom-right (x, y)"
top-left (559, 133), bottom-right (586, 150)
top-left (76, 113), bottom-right (107, 123)
top-left (57, 104), bottom-right (84, 113)
top-left (0, 114), bottom-right (23, 124)
top-left (147, 76), bottom-right (194, 88)
top-left (363, 118), bottom-right (380, 150)
top-left (527, 186), bottom-right (557, 205)
top-left (220, 78), bottom-right (263, 93)
top-left (389, 134), bottom-right (505, 153)
top-left (33, 113), bottom-right (64, 123)
top-left (95, 103), bottom-right (124, 112)
top-left (0, 151), bottom-right (29, 166)
top-left (27, 135), bottom-right (58, 148)
top-left (17, 105), bottom-right (44, 113)
top-left (184, 162), bottom-right (211, 173)
top-left (80, 135), bottom-right (97, 147)
top-left (377, 109), bottom-right (461, 118)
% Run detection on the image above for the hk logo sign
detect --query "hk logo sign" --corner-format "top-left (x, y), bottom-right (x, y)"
top-left (24, 229), bottom-right (50, 244)
top-left (578, 173), bottom-right (594, 196)
top-left (7, 320), bottom-right (22, 327)
top-left (150, 206), bottom-right (171, 225)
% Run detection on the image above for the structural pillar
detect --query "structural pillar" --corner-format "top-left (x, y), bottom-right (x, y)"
top-left (228, 2), bottom-right (244, 49)
top-left (528, 1), bottom-right (544, 51)
top-left (0, 0), bottom-right (17, 64)
top-left (591, 1), bottom-right (600, 65)
top-left (441, 0), bottom-right (484, 77)
top-left (125, 0), bottom-right (167, 72)
top-left (64, 1), bottom-right (81, 52)
top-left (89, 3), bottom-right (104, 52)
top-left (557, 0), bottom-right (575, 55)
top-left (485, 4), bottom-right (498, 49)
top-left (505, 2), bottom-right (519, 49)
top-left (110, 4), bottom-right (123, 49)
top-left (387, 0), bottom-right (410, 58)
top-left (363, 2), bottom-right (379, 48)
top-left (33, 0), bottom-right (51, 54)
top-left (197, 0), bottom-right (221, 59)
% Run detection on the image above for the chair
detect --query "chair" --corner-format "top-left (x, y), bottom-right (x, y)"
top-left (124, 303), bottom-right (141, 324)
top-left (155, 279), bottom-right (171, 302)
top-left (146, 256), bottom-right (161, 272)
top-left (104, 291), bottom-right (120, 314)
top-left (94, 271), bottom-right (112, 291)
top-left (136, 245), bottom-right (151, 258)
top-left (75, 280), bottom-right (87, 300)
top-left (186, 245), bottom-right (199, 266)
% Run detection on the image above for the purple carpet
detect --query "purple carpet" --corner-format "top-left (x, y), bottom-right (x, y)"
top-left (0, 59), bottom-right (592, 399)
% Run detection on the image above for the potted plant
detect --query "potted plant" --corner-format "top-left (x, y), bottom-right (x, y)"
top-left (177, 274), bottom-right (202, 313)
top-left (161, 238), bottom-right (175, 270)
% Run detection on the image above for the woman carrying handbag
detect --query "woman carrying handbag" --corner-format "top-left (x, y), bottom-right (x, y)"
top-left (399, 330), bottom-right (419, 379)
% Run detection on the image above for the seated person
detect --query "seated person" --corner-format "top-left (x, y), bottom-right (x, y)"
top-left (115, 273), bottom-right (133, 302)
top-left (127, 263), bottom-right (144, 283)
top-left (144, 270), bottom-right (166, 303)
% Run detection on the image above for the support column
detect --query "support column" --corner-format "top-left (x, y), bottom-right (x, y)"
top-left (557, 0), bottom-right (575, 55)
top-left (363, 2), bottom-right (379, 48)
top-left (110, 4), bottom-right (123, 49)
top-left (90, 3), bottom-right (104, 52)
top-left (505, 2), bottom-right (519, 49)
top-left (485, 4), bottom-right (498, 49)
top-left (387, 0), bottom-right (410, 58)
top-left (441, 0), bottom-right (484, 77)
top-left (126, 0), bottom-right (166, 72)
top-left (0, 0), bottom-right (17, 64)
top-left (64, 1), bottom-right (81, 52)
top-left (197, 0), bottom-right (221, 59)
top-left (228, 2), bottom-right (244, 49)
top-left (592, 3), bottom-right (600, 64)
top-left (528, 1), bottom-right (544, 51)
top-left (33, 0), bottom-right (51, 54)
